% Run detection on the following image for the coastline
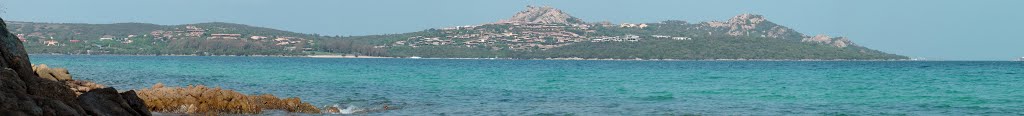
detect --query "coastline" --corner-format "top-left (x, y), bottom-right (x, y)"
top-left (29, 53), bottom-right (922, 61)
top-left (303, 54), bottom-right (391, 57)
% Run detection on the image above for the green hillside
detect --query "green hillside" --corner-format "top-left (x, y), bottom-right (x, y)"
top-left (7, 21), bottom-right (383, 56)
top-left (5, 6), bottom-right (908, 60)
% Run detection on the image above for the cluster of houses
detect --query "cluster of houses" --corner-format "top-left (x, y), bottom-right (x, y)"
top-left (208, 34), bottom-right (242, 39)
top-left (271, 37), bottom-right (306, 46)
top-left (147, 25), bottom-right (301, 42)
top-left (619, 23), bottom-right (649, 28)
top-left (400, 37), bottom-right (453, 46)
top-left (14, 24), bottom-right (311, 52)
top-left (16, 33), bottom-right (84, 46)
top-left (392, 22), bottom-right (695, 50)
top-left (150, 25), bottom-right (207, 39)
top-left (143, 25), bottom-right (309, 47)
top-left (508, 43), bottom-right (560, 50)
top-left (98, 35), bottom-right (137, 44)
top-left (395, 23), bottom-right (597, 50)
top-left (589, 35), bottom-right (641, 42)
top-left (651, 35), bottom-right (693, 40)
top-left (15, 34), bottom-right (27, 42)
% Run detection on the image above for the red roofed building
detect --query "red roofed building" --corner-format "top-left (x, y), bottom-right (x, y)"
top-left (16, 34), bottom-right (26, 42)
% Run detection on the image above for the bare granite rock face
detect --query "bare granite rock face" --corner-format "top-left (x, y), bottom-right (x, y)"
top-left (700, 14), bottom-right (857, 48)
top-left (801, 34), bottom-right (855, 48)
top-left (0, 17), bottom-right (151, 116)
top-left (33, 64), bottom-right (73, 81)
top-left (499, 6), bottom-right (585, 24)
top-left (33, 64), bottom-right (107, 95)
top-left (702, 14), bottom-right (803, 39)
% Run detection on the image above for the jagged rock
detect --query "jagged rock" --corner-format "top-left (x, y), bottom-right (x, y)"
top-left (51, 68), bottom-right (72, 81)
top-left (32, 64), bottom-right (73, 81)
top-left (0, 18), bottom-right (88, 114)
top-left (0, 17), bottom-right (150, 116)
top-left (324, 106), bottom-right (341, 114)
top-left (65, 79), bottom-right (106, 95)
top-left (698, 14), bottom-right (860, 48)
top-left (499, 6), bottom-right (585, 24)
top-left (702, 14), bottom-right (803, 39)
top-left (0, 17), bottom-right (36, 82)
top-left (35, 69), bottom-right (57, 81)
top-left (78, 87), bottom-right (146, 116)
top-left (0, 17), bottom-right (85, 115)
top-left (27, 77), bottom-right (80, 108)
top-left (801, 34), bottom-right (855, 48)
top-left (36, 98), bottom-right (82, 116)
top-left (136, 83), bottom-right (320, 114)
top-left (251, 94), bottom-right (321, 113)
top-left (802, 34), bottom-right (832, 43)
top-left (120, 90), bottom-right (152, 116)
top-left (0, 68), bottom-right (44, 115)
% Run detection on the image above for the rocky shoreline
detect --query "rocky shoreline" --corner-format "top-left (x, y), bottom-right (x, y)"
top-left (1, 17), bottom-right (148, 115)
top-left (136, 83), bottom-right (320, 114)
top-left (31, 64), bottom-right (328, 115)
top-left (1, 17), bottom-right (343, 115)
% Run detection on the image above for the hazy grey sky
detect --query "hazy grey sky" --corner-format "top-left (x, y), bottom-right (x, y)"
top-left (1, 0), bottom-right (1022, 60)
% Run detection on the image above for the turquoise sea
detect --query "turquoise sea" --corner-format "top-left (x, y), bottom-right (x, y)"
top-left (29, 55), bottom-right (1024, 115)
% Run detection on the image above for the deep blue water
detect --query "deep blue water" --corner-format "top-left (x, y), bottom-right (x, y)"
top-left (28, 55), bottom-right (1024, 115)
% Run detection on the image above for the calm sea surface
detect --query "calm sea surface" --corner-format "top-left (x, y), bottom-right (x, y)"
top-left (28, 55), bottom-right (1024, 115)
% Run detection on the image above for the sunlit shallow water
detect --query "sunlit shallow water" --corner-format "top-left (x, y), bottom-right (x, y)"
top-left (29, 55), bottom-right (1024, 115)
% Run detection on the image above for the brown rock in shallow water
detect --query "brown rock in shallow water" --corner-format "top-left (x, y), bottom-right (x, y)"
top-left (152, 82), bottom-right (164, 88)
top-left (251, 94), bottom-right (321, 113)
top-left (51, 68), bottom-right (72, 81)
top-left (136, 84), bottom-right (320, 114)
top-left (32, 64), bottom-right (74, 81)
top-left (66, 80), bottom-right (106, 95)
top-left (34, 65), bottom-right (57, 81)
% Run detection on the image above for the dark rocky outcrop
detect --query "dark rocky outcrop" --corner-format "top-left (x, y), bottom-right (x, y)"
top-left (3, 16), bottom-right (349, 115)
top-left (78, 88), bottom-right (148, 116)
top-left (33, 64), bottom-right (107, 95)
top-left (0, 17), bottom-right (151, 115)
top-left (120, 90), bottom-right (152, 115)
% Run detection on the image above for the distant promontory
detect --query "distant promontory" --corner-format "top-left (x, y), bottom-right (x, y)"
top-left (7, 6), bottom-right (906, 60)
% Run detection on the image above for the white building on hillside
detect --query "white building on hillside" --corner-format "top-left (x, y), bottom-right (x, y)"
top-left (672, 37), bottom-right (692, 40)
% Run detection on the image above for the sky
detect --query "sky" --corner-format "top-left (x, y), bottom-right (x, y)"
top-left (0, 0), bottom-right (1021, 60)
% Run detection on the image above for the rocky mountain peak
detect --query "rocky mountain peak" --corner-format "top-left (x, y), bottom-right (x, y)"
top-left (702, 13), bottom-right (798, 39)
top-left (499, 6), bottom-right (585, 24)
top-left (728, 14), bottom-right (768, 24)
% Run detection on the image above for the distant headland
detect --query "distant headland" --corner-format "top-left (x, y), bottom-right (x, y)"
top-left (7, 6), bottom-right (906, 60)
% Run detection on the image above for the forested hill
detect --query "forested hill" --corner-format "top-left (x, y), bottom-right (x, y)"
top-left (6, 6), bottom-right (908, 60)
top-left (6, 21), bottom-right (384, 56)
top-left (343, 6), bottom-right (908, 60)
